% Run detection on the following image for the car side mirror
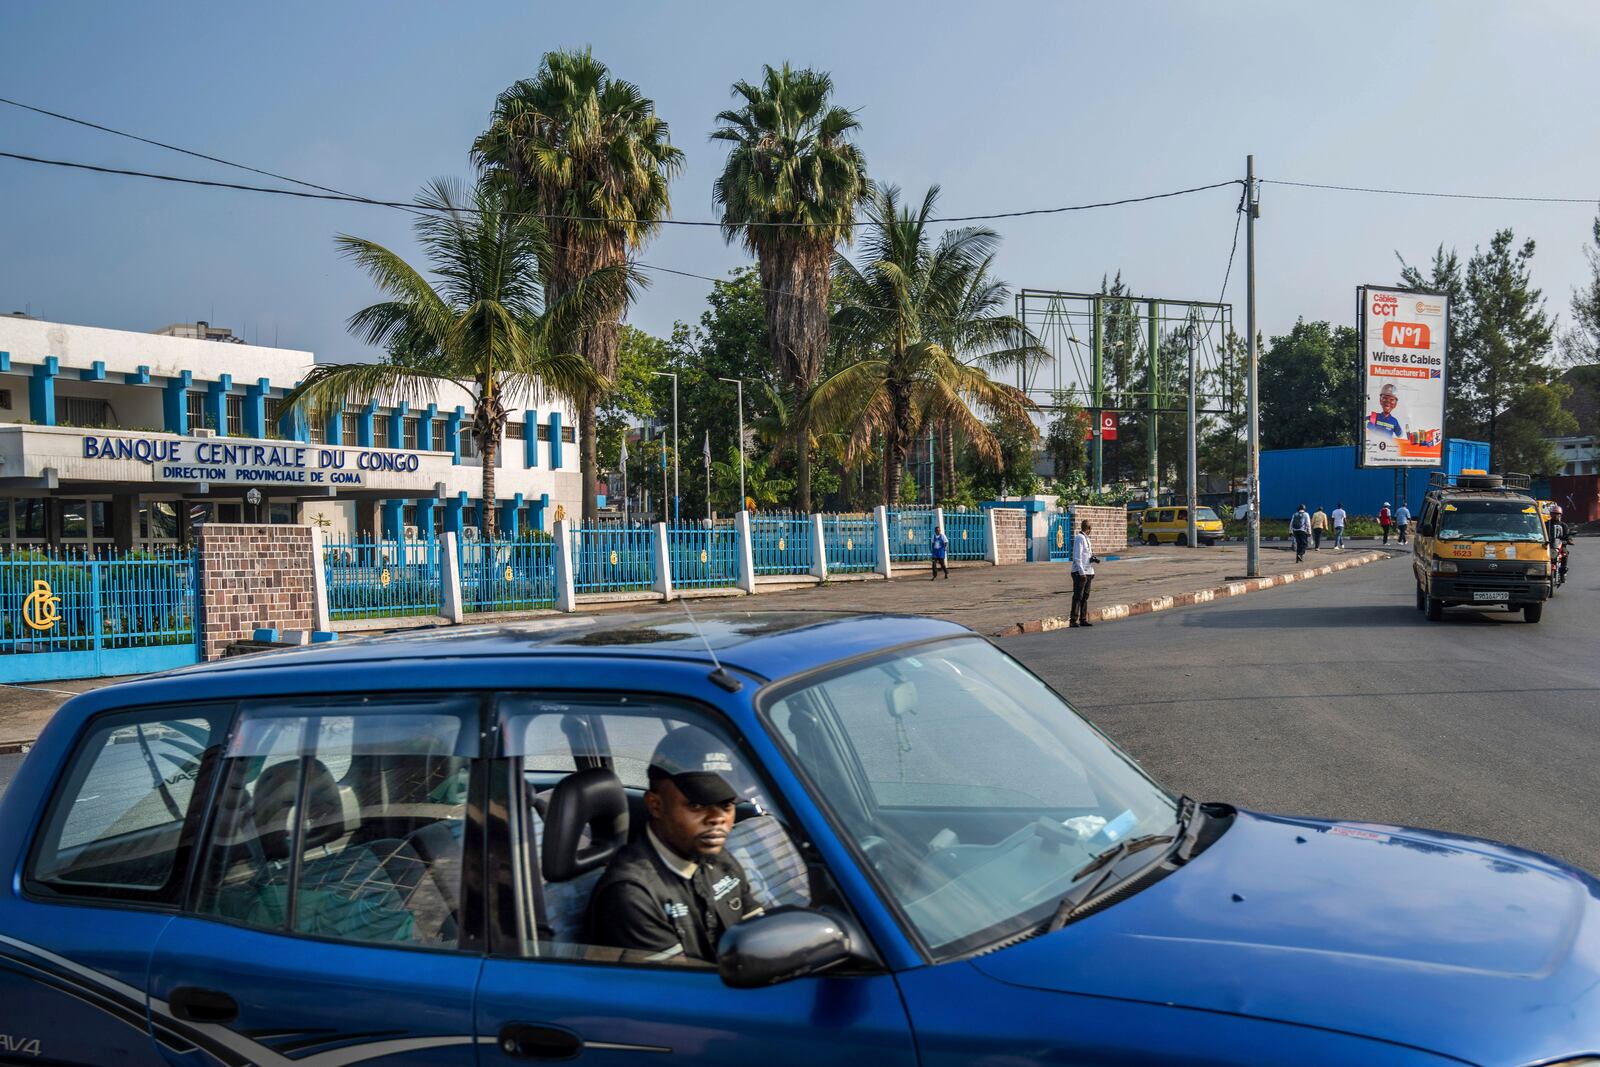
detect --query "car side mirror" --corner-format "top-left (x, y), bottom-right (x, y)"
top-left (718, 907), bottom-right (858, 988)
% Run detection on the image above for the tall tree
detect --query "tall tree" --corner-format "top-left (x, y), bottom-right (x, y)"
top-left (1398, 244), bottom-right (1473, 432)
top-left (712, 63), bottom-right (868, 511)
top-left (815, 184), bottom-right (1038, 504)
top-left (1564, 211), bottom-right (1600, 366)
top-left (474, 48), bottom-right (684, 521)
top-left (1258, 320), bottom-right (1359, 450)
top-left (284, 178), bottom-right (598, 537)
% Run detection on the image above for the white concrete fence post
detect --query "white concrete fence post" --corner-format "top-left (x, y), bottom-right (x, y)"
top-left (309, 526), bottom-right (333, 632)
top-left (809, 513), bottom-right (828, 581)
top-left (553, 518), bottom-right (577, 612)
top-left (984, 507), bottom-right (1000, 565)
top-left (874, 505), bottom-right (893, 580)
top-left (651, 521), bottom-right (673, 600)
top-left (439, 530), bottom-right (465, 623)
top-left (734, 510), bottom-right (757, 594)
top-left (933, 506), bottom-right (946, 557)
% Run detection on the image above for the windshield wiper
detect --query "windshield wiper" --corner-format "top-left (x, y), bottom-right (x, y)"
top-left (1042, 796), bottom-right (1197, 934)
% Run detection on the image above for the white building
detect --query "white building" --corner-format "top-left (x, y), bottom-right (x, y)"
top-left (0, 314), bottom-right (583, 550)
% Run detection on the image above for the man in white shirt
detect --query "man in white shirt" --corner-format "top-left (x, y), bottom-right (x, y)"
top-left (1331, 503), bottom-right (1347, 550)
top-left (1070, 520), bottom-right (1097, 628)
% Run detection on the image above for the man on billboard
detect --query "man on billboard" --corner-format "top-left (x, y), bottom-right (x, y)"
top-left (1368, 383), bottom-right (1404, 438)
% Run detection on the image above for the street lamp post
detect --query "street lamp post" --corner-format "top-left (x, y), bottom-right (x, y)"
top-left (652, 371), bottom-right (679, 523)
top-left (717, 376), bottom-right (746, 511)
top-left (245, 487), bottom-right (262, 524)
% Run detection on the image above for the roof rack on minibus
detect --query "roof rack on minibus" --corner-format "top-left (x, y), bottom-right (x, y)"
top-left (1427, 471), bottom-right (1531, 491)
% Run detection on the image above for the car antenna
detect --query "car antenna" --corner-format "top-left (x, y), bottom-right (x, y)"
top-left (677, 595), bottom-right (742, 692)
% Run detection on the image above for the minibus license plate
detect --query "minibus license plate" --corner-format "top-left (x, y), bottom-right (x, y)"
top-left (1473, 591), bottom-right (1510, 602)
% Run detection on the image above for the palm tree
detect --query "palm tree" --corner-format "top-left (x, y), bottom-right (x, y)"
top-left (812, 184), bottom-right (1040, 505)
top-left (712, 63), bottom-right (868, 512)
top-left (474, 48), bottom-right (683, 521)
top-left (283, 177), bottom-right (600, 538)
top-left (712, 446), bottom-right (794, 511)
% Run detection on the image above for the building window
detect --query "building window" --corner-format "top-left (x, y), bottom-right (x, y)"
top-left (58, 396), bottom-right (111, 428)
top-left (309, 415), bottom-right (327, 445)
top-left (403, 416), bottom-right (419, 450)
top-left (15, 499), bottom-right (45, 540)
top-left (342, 412), bottom-right (360, 443)
top-left (561, 426), bottom-right (575, 444)
top-left (506, 422), bottom-right (524, 441)
top-left (187, 392), bottom-right (207, 432)
top-left (226, 395), bottom-right (244, 436)
top-left (536, 425), bottom-right (551, 442)
top-left (264, 397), bottom-right (284, 437)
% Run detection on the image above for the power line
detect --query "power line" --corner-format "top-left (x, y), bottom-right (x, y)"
top-left (1264, 178), bottom-right (1600, 206)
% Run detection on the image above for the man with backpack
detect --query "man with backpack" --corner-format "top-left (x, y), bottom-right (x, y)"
top-left (1290, 504), bottom-right (1312, 562)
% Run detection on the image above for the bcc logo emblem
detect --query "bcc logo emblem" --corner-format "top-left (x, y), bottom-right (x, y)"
top-left (22, 579), bottom-right (61, 632)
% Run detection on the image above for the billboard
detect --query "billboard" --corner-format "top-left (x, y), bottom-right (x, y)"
top-left (1357, 285), bottom-right (1448, 468)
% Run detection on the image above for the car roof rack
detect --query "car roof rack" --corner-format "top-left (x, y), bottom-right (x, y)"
top-left (1427, 471), bottom-right (1531, 491)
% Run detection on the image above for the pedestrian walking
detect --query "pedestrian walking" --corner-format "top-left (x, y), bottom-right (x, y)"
top-left (1290, 504), bottom-right (1312, 562)
top-left (1331, 503), bottom-right (1347, 549)
top-left (1378, 503), bottom-right (1393, 545)
top-left (929, 525), bottom-right (949, 580)
top-left (1311, 506), bottom-right (1329, 550)
top-left (1394, 503), bottom-right (1411, 545)
top-left (1069, 520), bottom-right (1097, 627)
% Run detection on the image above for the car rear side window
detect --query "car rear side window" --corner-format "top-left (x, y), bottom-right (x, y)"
top-left (192, 695), bottom-right (478, 950)
top-left (28, 705), bottom-right (231, 904)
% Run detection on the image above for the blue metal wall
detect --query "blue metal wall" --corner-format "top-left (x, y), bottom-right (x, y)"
top-left (1260, 441), bottom-right (1488, 520)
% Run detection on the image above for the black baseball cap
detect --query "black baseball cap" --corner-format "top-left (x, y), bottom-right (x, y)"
top-left (648, 727), bottom-right (739, 805)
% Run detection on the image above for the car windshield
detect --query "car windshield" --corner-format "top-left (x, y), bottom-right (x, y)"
top-left (1438, 500), bottom-right (1547, 543)
top-left (762, 638), bottom-right (1177, 959)
top-left (1196, 507), bottom-right (1221, 522)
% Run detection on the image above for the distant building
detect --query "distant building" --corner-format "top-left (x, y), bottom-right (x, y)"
top-left (0, 315), bottom-right (580, 550)
top-left (1552, 366), bottom-right (1599, 477)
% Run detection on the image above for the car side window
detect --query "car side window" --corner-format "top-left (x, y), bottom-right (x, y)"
top-left (497, 695), bottom-right (822, 967)
top-left (192, 695), bottom-right (477, 950)
top-left (28, 706), bottom-right (229, 903)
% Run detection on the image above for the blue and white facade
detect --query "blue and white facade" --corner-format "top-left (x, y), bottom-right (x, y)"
top-left (0, 315), bottom-right (583, 549)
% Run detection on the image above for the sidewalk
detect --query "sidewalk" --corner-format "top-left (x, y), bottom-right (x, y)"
top-left (0, 542), bottom-right (1391, 751)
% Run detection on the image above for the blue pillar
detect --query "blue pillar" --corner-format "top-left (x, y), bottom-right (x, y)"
top-left (418, 403), bottom-right (437, 451)
top-left (548, 412), bottom-right (563, 470)
top-left (416, 499), bottom-right (437, 541)
top-left (79, 360), bottom-right (106, 382)
top-left (500, 493), bottom-right (525, 538)
top-left (326, 403), bottom-right (344, 446)
top-left (29, 357), bottom-right (59, 426)
top-left (162, 371), bottom-right (193, 435)
top-left (445, 406), bottom-right (464, 464)
top-left (381, 498), bottom-right (404, 540)
top-left (443, 491), bottom-right (467, 534)
top-left (388, 401), bottom-right (409, 449)
top-left (532, 493), bottom-right (550, 532)
top-left (524, 409), bottom-right (539, 468)
top-left (205, 374), bottom-right (232, 434)
top-left (357, 401), bottom-right (377, 448)
top-left (0, 352), bottom-right (10, 372)
top-left (123, 364), bottom-right (151, 386)
top-left (244, 377), bottom-right (269, 438)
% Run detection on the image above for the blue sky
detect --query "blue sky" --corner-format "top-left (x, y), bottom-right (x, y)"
top-left (2, 0), bottom-right (1597, 367)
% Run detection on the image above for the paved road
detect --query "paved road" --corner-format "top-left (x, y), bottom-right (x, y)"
top-left (1001, 549), bottom-right (1600, 874)
top-left (0, 753), bottom-right (20, 798)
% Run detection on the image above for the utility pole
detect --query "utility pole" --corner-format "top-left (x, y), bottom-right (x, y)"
top-left (718, 377), bottom-right (746, 512)
top-left (1186, 322), bottom-right (1198, 549)
top-left (652, 371), bottom-right (680, 523)
top-left (1245, 154), bottom-right (1261, 578)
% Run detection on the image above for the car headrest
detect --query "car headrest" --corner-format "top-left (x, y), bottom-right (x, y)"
top-left (252, 758), bottom-right (345, 861)
top-left (887, 681), bottom-right (917, 719)
top-left (542, 768), bottom-right (629, 884)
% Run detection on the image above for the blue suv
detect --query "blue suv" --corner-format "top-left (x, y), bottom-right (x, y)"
top-left (3, 611), bottom-right (1599, 1065)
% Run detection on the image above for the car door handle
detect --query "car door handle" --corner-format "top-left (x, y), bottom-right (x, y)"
top-left (169, 986), bottom-right (240, 1024)
top-left (497, 1023), bottom-right (583, 1060)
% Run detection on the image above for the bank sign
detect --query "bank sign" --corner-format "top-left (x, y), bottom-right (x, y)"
top-left (1357, 285), bottom-right (1448, 469)
top-left (82, 436), bottom-right (422, 487)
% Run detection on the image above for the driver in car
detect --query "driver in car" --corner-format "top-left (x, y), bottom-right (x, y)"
top-left (587, 730), bottom-right (763, 964)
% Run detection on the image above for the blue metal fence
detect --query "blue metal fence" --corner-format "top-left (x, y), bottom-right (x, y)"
top-left (943, 510), bottom-right (987, 560)
top-left (1, 548), bottom-right (197, 682)
top-left (1048, 512), bottom-right (1074, 562)
top-left (323, 537), bottom-right (441, 620)
top-left (572, 523), bottom-right (656, 594)
top-left (821, 514), bottom-right (877, 573)
top-left (667, 523), bottom-right (740, 590)
top-left (887, 508), bottom-right (935, 562)
top-left (749, 513), bottom-right (814, 577)
top-left (460, 536), bottom-right (556, 612)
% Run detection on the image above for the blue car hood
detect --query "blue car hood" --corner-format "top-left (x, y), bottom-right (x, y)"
top-left (972, 811), bottom-right (1600, 1064)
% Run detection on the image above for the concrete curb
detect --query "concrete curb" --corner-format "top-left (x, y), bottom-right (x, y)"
top-left (994, 550), bottom-right (1392, 637)
top-left (0, 739), bottom-right (34, 755)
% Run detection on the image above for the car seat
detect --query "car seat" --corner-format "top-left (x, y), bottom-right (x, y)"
top-left (535, 768), bottom-right (629, 944)
top-left (724, 814), bottom-right (811, 910)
